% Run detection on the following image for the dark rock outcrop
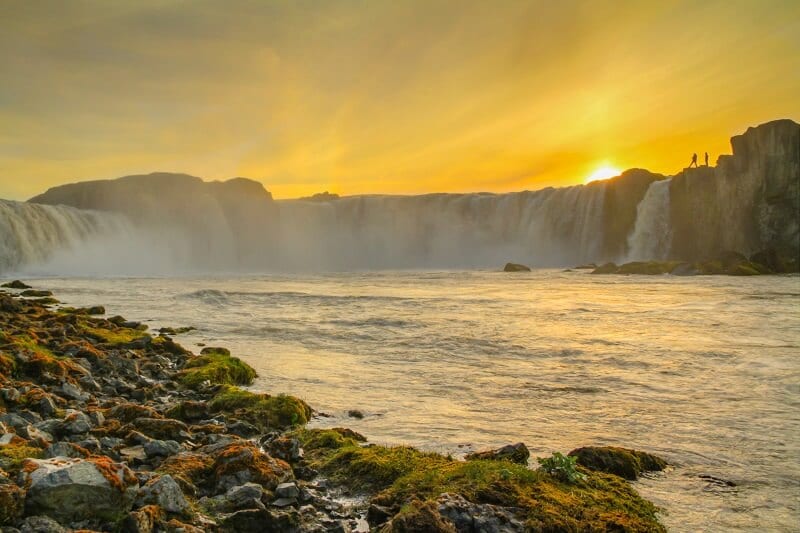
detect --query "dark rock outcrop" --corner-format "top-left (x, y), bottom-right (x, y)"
top-left (503, 263), bottom-right (531, 272)
top-left (568, 446), bottom-right (667, 480)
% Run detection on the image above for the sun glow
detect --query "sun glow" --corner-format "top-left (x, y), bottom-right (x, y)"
top-left (584, 165), bottom-right (621, 184)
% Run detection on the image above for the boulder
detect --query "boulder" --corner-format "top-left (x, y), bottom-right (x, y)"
top-left (21, 456), bottom-right (139, 522)
top-left (567, 446), bottom-right (666, 480)
top-left (384, 499), bottom-right (456, 532)
top-left (465, 442), bottom-right (530, 465)
top-left (590, 263), bottom-right (619, 274)
top-left (211, 442), bottom-right (293, 493)
top-left (135, 475), bottom-right (189, 514)
top-left (503, 263), bottom-right (531, 272)
top-left (1, 280), bottom-right (32, 289)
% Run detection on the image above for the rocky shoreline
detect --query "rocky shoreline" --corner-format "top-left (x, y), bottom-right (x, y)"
top-left (1, 283), bottom-right (669, 532)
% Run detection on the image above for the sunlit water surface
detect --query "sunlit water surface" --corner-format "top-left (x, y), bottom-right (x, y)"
top-left (29, 271), bottom-right (800, 532)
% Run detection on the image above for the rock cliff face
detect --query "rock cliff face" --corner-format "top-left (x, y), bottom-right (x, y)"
top-left (668, 119), bottom-right (799, 261)
top-left (29, 173), bottom-right (277, 269)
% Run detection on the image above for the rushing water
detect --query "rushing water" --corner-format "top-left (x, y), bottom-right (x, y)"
top-left (18, 271), bottom-right (800, 532)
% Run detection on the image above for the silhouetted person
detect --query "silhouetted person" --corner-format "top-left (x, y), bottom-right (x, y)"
top-left (704, 152), bottom-right (709, 166)
top-left (690, 153), bottom-right (698, 167)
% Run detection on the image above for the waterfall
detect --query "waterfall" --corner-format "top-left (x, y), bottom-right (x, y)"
top-left (3, 182), bottom-right (613, 274)
top-left (626, 179), bottom-right (672, 261)
top-left (0, 200), bottom-right (183, 276)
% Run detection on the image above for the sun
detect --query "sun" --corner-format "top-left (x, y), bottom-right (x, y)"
top-left (584, 165), bottom-right (621, 184)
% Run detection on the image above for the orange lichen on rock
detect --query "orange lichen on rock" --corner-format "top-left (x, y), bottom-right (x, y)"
top-left (88, 455), bottom-right (138, 492)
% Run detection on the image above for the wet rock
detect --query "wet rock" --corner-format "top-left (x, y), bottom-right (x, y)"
top-left (2, 280), bottom-right (31, 289)
top-left (503, 263), bottom-right (531, 272)
top-left (21, 456), bottom-right (139, 522)
top-left (347, 410), bottom-right (364, 419)
top-left (670, 262), bottom-right (699, 276)
top-left (0, 296), bottom-right (22, 314)
top-left (465, 442), bottom-right (530, 465)
top-left (591, 262), bottom-right (619, 274)
top-left (20, 290), bottom-right (52, 298)
top-left (86, 305), bottom-right (106, 315)
top-left (568, 446), bottom-right (667, 480)
top-left (136, 474), bottom-right (189, 514)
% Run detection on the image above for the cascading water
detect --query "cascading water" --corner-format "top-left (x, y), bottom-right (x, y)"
top-left (2, 182), bottom-right (612, 274)
top-left (626, 179), bottom-right (672, 261)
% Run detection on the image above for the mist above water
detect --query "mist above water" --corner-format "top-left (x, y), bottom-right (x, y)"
top-left (2, 181), bottom-right (629, 275)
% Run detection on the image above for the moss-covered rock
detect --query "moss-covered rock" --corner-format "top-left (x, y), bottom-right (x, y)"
top-left (211, 441), bottom-right (293, 493)
top-left (381, 499), bottom-right (456, 532)
top-left (209, 386), bottom-right (311, 430)
top-left (178, 352), bottom-right (256, 389)
top-left (568, 446), bottom-right (667, 480)
top-left (591, 262), bottom-right (619, 274)
top-left (503, 263), bottom-right (531, 272)
top-left (299, 429), bottom-right (664, 532)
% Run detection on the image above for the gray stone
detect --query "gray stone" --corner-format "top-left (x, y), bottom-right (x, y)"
top-left (59, 382), bottom-right (89, 401)
top-left (18, 515), bottom-right (68, 533)
top-left (136, 474), bottom-right (189, 514)
top-left (226, 482), bottom-right (266, 510)
top-left (44, 441), bottom-right (84, 459)
top-left (37, 396), bottom-right (57, 418)
top-left (275, 481), bottom-right (300, 499)
top-left (61, 410), bottom-right (92, 434)
top-left (22, 457), bottom-right (138, 522)
top-left (143, 439), bottom-right (181, 458)
top-left (272, 497), bottom-right (298, 507)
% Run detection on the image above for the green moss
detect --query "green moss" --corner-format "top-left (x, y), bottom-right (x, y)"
top-left (179, 353), bottom-right (256, 388)
top-left (295, 428), bottom-right (366, 450)
top-left (568, 446), bottom-right (667, 480)
top-left (301, 433), bottom-right (664, 532)
top-left (11, 335), bottom-right (83, 378)
top-left (82, 325), bottom-right (148, 345)
top-left (0, 444), bottom-right (43, 473)
top-left (209, 385), bottom-right (310, 430)
top-left (0, 352), bottom-right (16, 379)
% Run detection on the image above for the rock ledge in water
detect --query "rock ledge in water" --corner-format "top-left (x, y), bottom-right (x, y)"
top-left (503, 262), bottom-right (531, 272)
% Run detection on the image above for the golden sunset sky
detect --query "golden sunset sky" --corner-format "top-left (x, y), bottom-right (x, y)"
top-left (1, 0), bottom-right (798, 200)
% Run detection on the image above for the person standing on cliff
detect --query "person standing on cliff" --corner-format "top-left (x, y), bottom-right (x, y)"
top-left (704, 152), bottom-right (709, 166)
top-left (690, 153), bottom-right (698, 167)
